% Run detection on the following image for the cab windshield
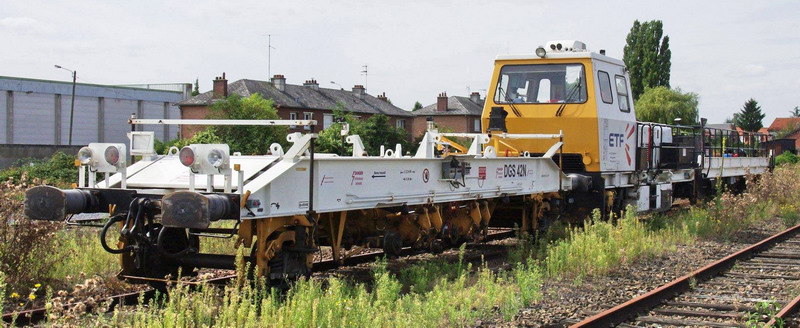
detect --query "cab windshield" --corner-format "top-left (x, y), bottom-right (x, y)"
top-left (494, 64), bottom-right (587, 104)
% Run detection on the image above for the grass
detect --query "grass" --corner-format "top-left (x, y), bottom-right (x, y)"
top-left (81, 251), bottom-right (543, 328)
top-left (543, 208), bottom-right (692, 278)
top-left (47, 229), bottom-right (119, 285)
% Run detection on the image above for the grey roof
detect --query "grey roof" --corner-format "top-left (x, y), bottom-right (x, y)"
top-left (179, 79), bottom-right (414, 117)
top-left (413, 96), bottom-right (484, 116)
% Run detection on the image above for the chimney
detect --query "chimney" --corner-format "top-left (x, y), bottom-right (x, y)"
top-left (436, 92), bottom-right (448, 112)
top-left (212, 72), bottom-right (228, 98)
top-left (470, 92), bottom-right (481, 104)
top-left (377, 92), bottom-right (388, 102)
top-left (303, 79), bottom-right (319, 90)
top-left (352, 85), bottom-right (365, 99)
top-left (271, 74), bottom-right (286, 92)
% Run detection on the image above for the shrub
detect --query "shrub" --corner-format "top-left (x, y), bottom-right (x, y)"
top-left (775, 151), bottom-right (798, 166)
top-left (0, 152), bottom-right (76, 186)
top-left (0, 175), bottom-right (63, 294)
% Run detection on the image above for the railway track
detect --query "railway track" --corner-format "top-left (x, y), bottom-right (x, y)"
top-left (572, 223), bottom-right (800, 327)
top-left (2, 229), bottom-right (514, 326)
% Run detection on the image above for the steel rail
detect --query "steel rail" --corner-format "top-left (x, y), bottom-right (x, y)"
top-left (766, 293), bottom-right (800, 327)
top-left (571, 222), bottom-right (800, 328)
top-left (3, 229), bottom-right (514, 326)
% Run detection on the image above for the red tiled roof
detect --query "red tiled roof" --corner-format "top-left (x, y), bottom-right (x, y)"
top-left (768, 118), bottom-right (800, 131)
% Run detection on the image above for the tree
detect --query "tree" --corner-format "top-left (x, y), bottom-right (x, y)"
top-left (191, 78), bottom-right (200, 96)
top-left (790, 106), bottom-right (800, 118)
top-left (623, 20), bottom-right (671, 100)
top-left (412, 101), bottom-right (423, 111)
top-left (634, 86), bottom-right (698, 125)
top-left (206, 94), bottom-right (288, 154)
top-left (316, 103), bottom-right (412, 156)
top-left (735, 98), bottom-right (765, 132)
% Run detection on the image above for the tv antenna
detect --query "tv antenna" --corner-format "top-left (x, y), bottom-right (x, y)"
top-left (361, 65), bottom-right (368, 91)
top-left (265, 34), bottom-right (276, 78)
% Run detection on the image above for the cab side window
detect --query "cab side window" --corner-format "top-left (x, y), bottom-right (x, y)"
top-left (615, 75), bottom-right (630, 112)
top-left (597, 71), bottom-right (613, 104)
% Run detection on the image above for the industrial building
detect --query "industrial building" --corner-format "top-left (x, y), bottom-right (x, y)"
top-left (0, 76), bottom-right (190, 167)
top-left (1, 76), bottom-right (189, 145)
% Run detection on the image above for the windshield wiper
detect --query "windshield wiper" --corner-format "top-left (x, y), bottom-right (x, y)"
top-left (498, 86), bottom-right (522, 117)
top-left (556, 77), bottom-right (582, 117)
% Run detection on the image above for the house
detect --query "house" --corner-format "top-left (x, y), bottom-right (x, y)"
top-left (411, 92), bottom-right (484, 137)
top-left (178, 74), bottom-right (415, 138)
top-left (767, 117), bottom-right (800, 136)
top-left (765, 117), bottom-right (800, 149)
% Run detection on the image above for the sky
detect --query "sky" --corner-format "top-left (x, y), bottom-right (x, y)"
top-left (1, 0), bottom-right (798, 125)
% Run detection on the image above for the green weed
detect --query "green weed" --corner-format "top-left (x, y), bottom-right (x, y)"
top-left (745, 300), bottom-right (783, 328)
top-left (542, 207), bottom-right (691, 279)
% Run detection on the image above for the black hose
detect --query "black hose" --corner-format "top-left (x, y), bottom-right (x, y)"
top-left (119, 198), bottom-right (138, 234)
top-left (100, 215), bottom-right (132, 254)
top-left (156, 226), bottom-right (196, 258)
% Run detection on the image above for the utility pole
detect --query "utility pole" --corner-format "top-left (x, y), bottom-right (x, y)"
top-left (361, 65), bottom-right (368, 91)
top-left (55, 65), bottom-right (77, 145)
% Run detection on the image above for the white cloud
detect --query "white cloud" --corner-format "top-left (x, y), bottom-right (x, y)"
top-left (742, 64), bottom-right (766, 76)
top-left (0, 16), bottom-right (37, 28)
top-left (0, 16), bottom-right (54, 34)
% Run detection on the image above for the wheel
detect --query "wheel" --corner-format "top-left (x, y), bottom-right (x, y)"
top-left (382, 231), bottom-right (403, 257)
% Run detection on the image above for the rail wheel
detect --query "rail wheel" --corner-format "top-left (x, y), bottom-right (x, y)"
top-left (255, 227), bottom-right (314, 290)
top-left (382, 231), bottom-right (403, 257)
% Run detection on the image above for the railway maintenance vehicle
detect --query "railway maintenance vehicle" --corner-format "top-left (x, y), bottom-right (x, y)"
top-left (23, 40), bottom-right (772, 286)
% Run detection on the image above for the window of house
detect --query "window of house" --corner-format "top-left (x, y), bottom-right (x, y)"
top-left (303, 112), bottom-right (313, 130)
top-left (615, 75), bottom-right (630, 112)
top-left (473, 118), bottom-right (481, 132)
top-left (396, 119), bottom-right (405, 130)
top-left (323, 114), bottom-right (334, 129)
top-left (289, 112), bottom-right (298, 128)
top-left (597, 71), bottom-right (613, 104)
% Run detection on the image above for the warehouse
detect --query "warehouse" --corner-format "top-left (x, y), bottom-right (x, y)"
top-left (0, 76), bottom-right (189, 146)
top-left (0, 76), bottom-right (189, 167)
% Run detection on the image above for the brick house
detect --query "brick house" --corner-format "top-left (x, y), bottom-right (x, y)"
top-left (410, 92), bottom-right (484, 137)
top-left (766, 117), bottom-right (800, 149)
top-left (178, 73), bottom-right (415, 138)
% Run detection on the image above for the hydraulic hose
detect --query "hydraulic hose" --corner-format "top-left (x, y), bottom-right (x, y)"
top-left (156, 226), bottom-right (197, 258)
top-left (100, 215), bottom-right (132, 254)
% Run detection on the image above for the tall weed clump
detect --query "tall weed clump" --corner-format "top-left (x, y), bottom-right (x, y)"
top-left (0, 172), bottom-right (118, 304)
top-left (543, 207), bottom-right (691, 278)
top-left (747, 164), bottom-right (800, 228)
top-left (97, 250), bottom-right (542, 328)
top-left (684, 166), bottom-right (800, 238)
top-left (0, 174), bottom-right (63, 294)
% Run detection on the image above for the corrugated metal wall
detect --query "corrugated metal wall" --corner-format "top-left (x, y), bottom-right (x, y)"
top-left (59, 95), bottom-right (98, 145)
top-left (1, 77), bottom-right (185, 146)
top-left (104, 98), bottom-right (137, 145)
top-left (0, 91), bottom-right (6, 143)
top-left (14, 92), bottom-right (57, 144)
